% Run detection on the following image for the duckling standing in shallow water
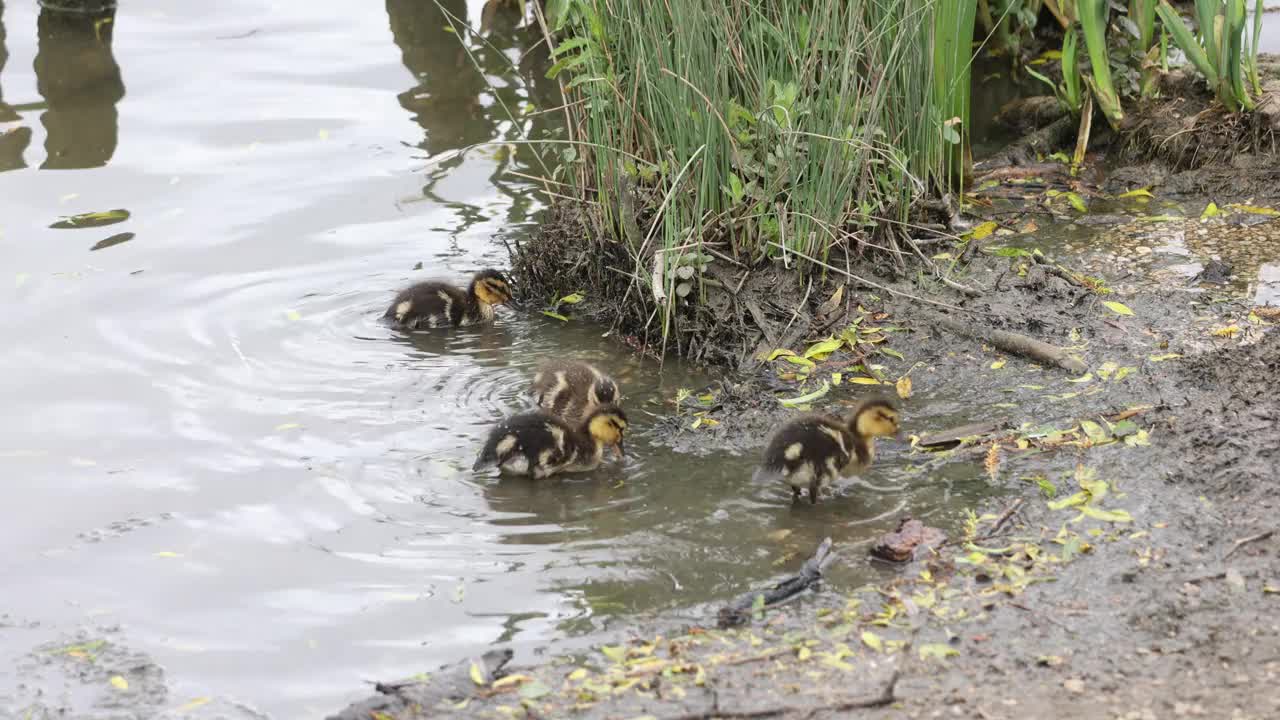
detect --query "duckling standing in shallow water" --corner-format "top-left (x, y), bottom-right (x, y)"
top-left (753, 397), bottom-right (901, 505)
top-left (531, 359), bottom-right (620, 425)
top-left (383, 269), bottom-right (514, 330)
top-left (473, 405), bottom-right (629, 479)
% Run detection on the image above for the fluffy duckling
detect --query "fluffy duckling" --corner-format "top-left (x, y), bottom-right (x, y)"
top-left (473, 405), bottom-right (629, 479)
top-left (383, 269), bottom-right (514, 329)
top-left (531, 359), bottom-right (620, 425)
top-left (753, 397), bottom-right (901, 504)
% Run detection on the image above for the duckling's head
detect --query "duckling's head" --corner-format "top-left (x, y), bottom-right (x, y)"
top-left (851, 396), bottom-right (901, 439)
top-left (470, 269), bottom-right (515, 307)
top-left (585, 405), bottom-right (629, 458)
top-left (591, 376), bottom-right (620, 407)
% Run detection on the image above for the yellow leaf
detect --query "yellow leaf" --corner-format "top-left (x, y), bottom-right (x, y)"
top-left (990, 359), bottom-right (1006, 370)
top-left (861, 631), bottom-right (884, 652)
top-left (559, 292), bottom-right (586, 304)
top-left (110, 676), bottom-right (129, 691)
top-left (1102, 301), bottom-right (1133, 316)
top-left (491, 674), bottom-right (530, 689)
top-left (895, 375), bottom-right (912, 399)
top-left (831, 372), bottom-right (843, 386)
top-left (469, 662), bottom-right (487, 686)
top-left (1078, 505), bottom-right (1133, 523)
top-left (274, 422), bottom-right (302, 431)
top-left (849, 377), bottom-right (882, 385)
top-left (766, 348), bottom-right (797, 361)
top-left (919, 643), bottom-right (959, 661)
top-left (1200, 201), bottom-right (1222, 219)
top-left (797, 646), bottom-right (812, 661)
top-left (1148, 353), bottom-right (1181, 362)
top-left (154, 551), bottom-right (182, 558)
top-left (782, 355), bottom-right (816, 369)
top-left (285, 310), bottom-right (302, 321)
top-left (1065, 192), bottom-right (1087, 213)
top-left (694, 665), bottom-right (706, 686)
top-left (1065, 373), bottom-right (1093, 383)
top-left (1118, 187), bottom-right (1153, 198)
top-left (177, 698), bottom-right (212, 712)
top-left (1227, 203), bottom-right (1280, 216)
top-left (568, 668), bottom-right (589, 681)
top-left (600, 645), bottom-right (627, 664)
top-left (969, 221), bottom-right (999, 240)
top-left (1211, 325), bottom-right (1241, 337)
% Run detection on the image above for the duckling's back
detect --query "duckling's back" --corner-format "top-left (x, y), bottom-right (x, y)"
top-left (531, 360), bottom-right (619, 424)
top-left (754, 414), bottom-right (855, 486)
top-left (384, 281), bottom-right (469, 329)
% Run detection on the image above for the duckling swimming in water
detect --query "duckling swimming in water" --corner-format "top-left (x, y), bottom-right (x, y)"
top-left (753, 396), bottom-right (901, 504)
top-left (384, 269), bottom-right (514, 329)
top-left (473, 405), bottom-right (629, 479)
top-left (531, 359), bottom-right (620, 425)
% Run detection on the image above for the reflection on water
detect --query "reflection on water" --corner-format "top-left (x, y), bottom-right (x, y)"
top-left (0, 2), bottom-right (1004, 718)
top-left (36, 3), bottom-right (124, 168)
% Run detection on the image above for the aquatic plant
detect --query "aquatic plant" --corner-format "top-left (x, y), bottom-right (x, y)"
top-left (541, 0), bottom-right (978, 339)
top-left (1154, 0), bottom-right (1258, 112)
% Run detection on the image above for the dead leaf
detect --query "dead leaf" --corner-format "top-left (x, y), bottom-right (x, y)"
top-left (1102, 301), bottom-right (1133, 316)
top-left (895, 375), bottom-right (912, 399)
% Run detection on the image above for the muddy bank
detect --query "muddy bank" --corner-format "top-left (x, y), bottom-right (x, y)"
top-left (332, 249), bottom-right (1279, 718)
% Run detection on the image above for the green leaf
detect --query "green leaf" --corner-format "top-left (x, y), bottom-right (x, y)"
top-left (1065, 192), bottom-right (1087, 213)
top-left (968, 221), bottom-right (999, 240)
top-left (541, 311), bottom-right (569, 322)
top-left (1048, 491), bottom-right (1090, 511)
top-left (803, 337), bottom-right (844, 359)
top-left (1200, 201), bottom-right (1222, 219)
top-left (766, 348), bottom-right (796, 361)
top-left (49, 209), bottom-right (130, 229)
top-left (919, 643), bottom-right (959, 661)
top-left (882, 348), bottom-right (905, 360)
top-left (600, 645), bottom-right (626, 664)
top-left (559, 292), bottom-right (585, 304)
top-left (1102, 301), bottom-right (1134, 316)
top-left (1118, 187), bottom-right (1154, 198)
top-left (779, 381), bottom-right (830, 408)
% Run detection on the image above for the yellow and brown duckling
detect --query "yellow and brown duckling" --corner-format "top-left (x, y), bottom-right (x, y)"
top-left (531, 359), bottom-right (621, 425)
top-left (383, 269), bottom-right (514, 330)
top-left (753, 396), bottom-right (901, 504)
top-left (473, 405), bottom-right (629, 479)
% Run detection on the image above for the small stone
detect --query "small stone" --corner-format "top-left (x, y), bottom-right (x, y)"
top-left (1063, 678), bottom-right (1085, 694)
top-left (1225, 568), bottom-right (1246, 592)
top-left (1135, 246), bottom-right (1152, 255)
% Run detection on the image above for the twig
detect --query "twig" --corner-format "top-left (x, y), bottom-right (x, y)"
top-left (981, 498), bottom-right (1025, 540)
top-left (662, 671), bottom-right (899, 720)
top-left (1224, 529), bottom-right (1276, 560)
top-left (922, 310), bottom-right (1088, 374)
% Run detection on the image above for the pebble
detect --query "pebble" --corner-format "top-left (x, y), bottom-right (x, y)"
top-left (1135, 246), bottom-right (1152, 255)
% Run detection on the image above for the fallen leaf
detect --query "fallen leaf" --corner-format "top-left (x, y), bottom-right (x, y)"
top-left (882, 347), bottom-right (905, 360)
top-left (969, 221), bottom-right (999, 240)
top-left (1078, 420), bottom-right (1109, 444)
top-left (600, 645), bottom-right (627, 664)
top-left (567, 667), bottom-right (589, 681)
top-left (990, 359), bottom-right (1006, 369)
top-left (895, 375), bottom-right (912, 399)
top-left (779, 381), bottom-right (830, 408)
top-left (1227, 203), bottom-right (1280, 216)
top-left (540, 311), bottom-right (569, 322)
top-left (797, 646), bottom-right (811, 661)
top-left (1102, 301), bottom-right (1134, 316)
top-left (274, 422), bottom-right (302, 431)
top-left (1148, 353), bottom-right (1181, 362)
top-left (491, 674), bottom-right (530, 690)
top-left (861, 631), bottom-right (883, 652)
top-left (154, 551), bottom-right (182, 558)
top-left (518, 679), bottom-right (551, 700)
top-left (918, 643), bottom-right (959, 661)
top-left (559, 292), bottom-right (585, 304)
top-left (1117, 187), bottom-right (1153, 198)
top-left (1065, 192), bottom-right (1087, 213)
top-left (469, 662), bottom-right (487, 686)
top-left (803, 337), bottom-right (844, 360)
top-left (849, 376), bottom-right (882, 385)
top-left (49, 209), bottom-right (130, 229)
top-left (1078, 505), bottom-right (1133, 523)
top-left (1211, 325), bottom-right (1240, 337)
top-left (285, 310), bottom-right (302, 321)
top-left (831, 372), bottom-right (842, 386)
top-left (110, 676), bottom-right (129, 691)
top-left (1200, 201), bottom-right (1222, 219)
top-left (177, 698), bottom-right (212, 712)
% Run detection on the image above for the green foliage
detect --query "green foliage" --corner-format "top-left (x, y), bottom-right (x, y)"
top-left (1026, 29), bottom-right (1084, 113)
top-left (1078, 0), bottom-right (1125, 128)
top-left (546, 0), bottom-right (977, 338)
top-left (1155, 0), bottom-right (1257, 111)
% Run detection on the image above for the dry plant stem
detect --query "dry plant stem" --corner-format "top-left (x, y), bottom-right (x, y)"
top-left (922, 310), bottom-right (1088, 373)
top-left (763, 241), bottom-right (979, 315)
top-left (906, 236), bottom-right (983, 296)
top-left (663, 671), bottom-right (899, 720)
top-left (1224, 529), bottom-right (1276, 560)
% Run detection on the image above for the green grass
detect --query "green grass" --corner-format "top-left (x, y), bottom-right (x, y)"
top-left (542, 0), bottom-right (977, 337)
top-left (1156, 0), bottom-right (1259, 112)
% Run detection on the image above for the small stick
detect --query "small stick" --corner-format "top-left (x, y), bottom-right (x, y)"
top-left (981, 498), bottom-right (1026, 540)
top-left (922, 310), bottom-right (1088, 374)
top-left (1224, 529), bottom-right (1276, 560)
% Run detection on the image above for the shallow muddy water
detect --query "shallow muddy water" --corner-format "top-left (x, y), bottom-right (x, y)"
top-left (0, 2), bottom-right (1010, 717)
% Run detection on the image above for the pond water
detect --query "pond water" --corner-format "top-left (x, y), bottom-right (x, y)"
top-left (0, 2), bottom-right (1042, 717)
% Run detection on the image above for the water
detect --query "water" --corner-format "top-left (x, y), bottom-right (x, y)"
top-left (1, 3), bottom-right (1000, 716)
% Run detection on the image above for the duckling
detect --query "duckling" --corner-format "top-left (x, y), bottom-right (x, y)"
top-left (753, 396), bottom-right (901, 505)
top-left (383, 268), bottom-right (514, 329)
top-left (473, 405), bottom-right (629, 479)
top-left (531, 359), bottom-right (621, 425)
